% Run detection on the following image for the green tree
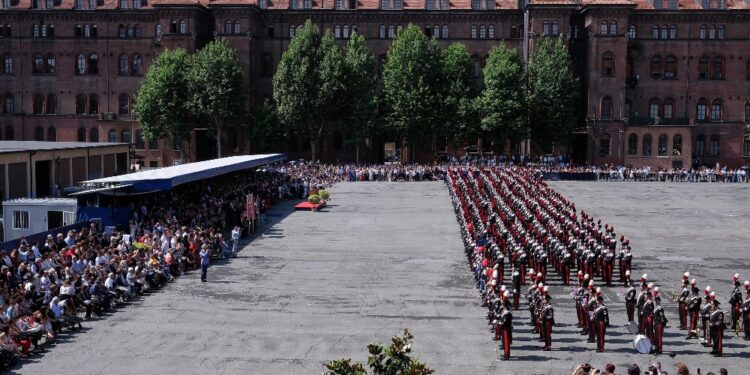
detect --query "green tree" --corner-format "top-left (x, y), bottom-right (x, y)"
top-left (248, 99), bottom-right (282, 153)
top-left (342, 31), bottom-right (377, 163)
top-left (273, 20), bottom-right (348, 162)
top-left (477, 44), bottom-right (526, 145)
top-left (323, 329), bottom-right (433, 375)
top-left (187, 38), bottom-right (245, 158)
top-left (382, 25), bottom-right (443, 160)
top-left (527, 36), bottom-right (580, 152)
top-left (132, 48), bottom-right (191, 146)
top-left (441, 43), bottom-right (478, 147)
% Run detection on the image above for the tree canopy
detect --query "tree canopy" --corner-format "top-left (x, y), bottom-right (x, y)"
top-left (441, 42), bottom-right (478, 146)
top-left (323, 329), bottom-right (433, 375)
top-left (477, 43), bottom-right (526, 143)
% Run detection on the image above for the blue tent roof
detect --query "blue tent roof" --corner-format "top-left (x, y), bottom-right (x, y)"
top-left (82, 154), bottom-right (285, 192)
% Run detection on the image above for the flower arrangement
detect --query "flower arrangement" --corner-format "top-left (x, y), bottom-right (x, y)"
top-left (318, 190), bottom-right (330, 200)
top-left (308, 194), bottom-right (321, 204)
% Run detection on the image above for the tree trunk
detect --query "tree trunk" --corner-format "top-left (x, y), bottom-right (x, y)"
top-left (355, 143), bottom-right (360, 165)
top-left (215, 119), bottom-right (223, 158)
top-left (310, 140), bottom-right (318, 163)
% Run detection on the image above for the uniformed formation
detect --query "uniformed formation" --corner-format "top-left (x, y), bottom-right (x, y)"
top-left (445, 166), bottom-right (750, 360)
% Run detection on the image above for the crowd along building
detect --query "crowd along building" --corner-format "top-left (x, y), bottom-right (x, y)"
top-left (1, 0), bottom-right (750, 168)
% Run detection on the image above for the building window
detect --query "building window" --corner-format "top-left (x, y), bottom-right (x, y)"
top-left (289, 25), bottom-right (296, 38)
top-left (650, 55), bottom-right (661, 78)
top-left (12, 211), bottom-right (29, 230)
top-left (649, 98), bottom-right (660, 119)
top-left (695, 134), bottom-right (705, 156)
top-left (33, 93), bottom-right (44, 114)
top-left (627, 25), bottom-right (637, 39)
top-left (718, 25), bottom-right (725, 39)
top-left (234, 21), bottom-right (241, 34)
top-left (118, 24), bottom-right (126, 38)
top-left (708, 25), bottom-right (716, 39)
top-left (642, 134), bottom-right (652, 156)
top-left (699, 25), bottom-right (707, 39)
top-left (2, 54), bottom-right (12, 75)
top-left (148, 137), bottom-right (159, 150)
top-left (119, 54), bottom-right (130, 75)
top-left (601, 52), bottom-right (614, 77)
top-left (259, 0), bottom-right (268, 8)
top-left (664, 55), bottom-right (677, 79)
top-left (379, 25), bottom-right (385, 39)
top-left (471, 25), bottom-right (477, 39)
top-left (668, 0), bottom-right (677, 8)
top-left (76, 94), bottom-right (87, 114)
top-left (46, 93), bottom-right (56, 114)
top-left (442, 25), bottom-right (449, 39)
top-left (609, 21), bottom-right (616, 35)
top-left (262, 54), bottom-right (272, 77)
top-left (702, 0), bottom-right (709, 7)
top-left (76, 54), bottom-right (86, 75)
top-left (479, 25), bottom-right (486, 39)
top-left (652, 25), bottom-right (658, 39)
top-left (743, 138), bottom-right (750, 157)
top-left (132, 54), bottom-right (143, 75)
top-left (89, 128), bottom-right (99, 142)
top-left (34, 126), bottom-right (44, 141)
top-left (2, 94), bottom-right (13, 114)
top-left (485, 0), bottom-right (494, 9)
top-left (4, 126), bottom-right (12, 140)
top-left (657, 134), bottom-right (668, 156)
top-left (663, 98), bottom-right (674, 119)
top-left (46, 54), bottom-right (55, 74)
top-left (118, 93), bottom-right (130, 115)
top-left (510, 25), bottom-right (518, 39)
top-left (745, 99), bottom-right (750, 123)
top-left (224, 21), bottom-right (232, 35)
top-left (343, 25), bottom-right (350, 39)
top-left (698, 56), bottom-right (709, 79)
top-left (108, 129), bottom-right (118, 143)
top-left (709, 134), bottom-right (719, 156)
top-left (471, 0), bottom-right (479, 9)
top-left (600, 96), bottom-right (612, 119)
top-left (599, 133), bottom-right (611, 156)
top-left (394, 0), bottom-right (402, 8)
top-left (133, 0), bottom-right (141, 8)
top-left (388, 25), bottom-right (395, 39)
top-left (711, 56), bottom-right (724, 80)
top-left (600, 21), bottom-right (608, 35)
top-left (33, 54), bottom-right (44, 74)
top-left (472, 55), bottom-right (481, 78)
top-left (135, 130), bottom-right (145, 149)
top-left (119, 0), bottom-right (128, 8)
top-left (627, 134), bottom-right (637, 155)
top-left (426, 0), bottom-right (434, 9)
top-left (696, 98), bottom-right (707, 122)
top-left (170, 20), bottom-right (177, 34)
top-left (122, 129), bottom-right (132, 143)
top-left (89, 94), bottom-right (99, 114)
top-left (179, 20), bottom-right (186, 34)
top-left (543, 21), bottom-right (550, 35)
top-left (660, 25), bottom-right (668, 40)
top-left (672, 134), bottom-right (682, 156)
top-left (711, 98), bottom-right (722, 121)
top-left (77, 127), bottom-right (86, 142)
top-left (669, 25), bottom-right (677, 39)
top-left (552, 21), bottom-right (559, 36)
top-left (46, 127), bottom-right (55, 141)
top-left (89, 54), bottom-right (99, 74)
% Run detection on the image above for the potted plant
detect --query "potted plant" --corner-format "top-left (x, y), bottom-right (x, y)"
top-left (318, 190), bottom-right (330, 201)
top-left (308, 194), bottom-right (321, 204)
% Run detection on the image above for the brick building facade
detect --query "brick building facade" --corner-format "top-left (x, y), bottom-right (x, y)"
top-left (1, 0), bottom-right (749, 167)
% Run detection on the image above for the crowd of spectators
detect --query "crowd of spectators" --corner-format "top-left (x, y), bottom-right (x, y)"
top-left (0, 166), bottom-right (317, 368)
top-left (572, 362), bottom-right (728, 375)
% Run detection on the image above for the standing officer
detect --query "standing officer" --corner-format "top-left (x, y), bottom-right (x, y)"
top-left (592, 296), bottom-right (609, 352)
top-left (686, 279), bottom-right (701, 339)
top-left (511, 266), bottom-right (521, 310)
top-left (641, 284), bottom-right (656, 343)
top-left (742, 280), bottom-right (750, 340)
top-left (709, 296), bottom-right (725, 357)
top-left (499, 291), bottom-right (513, 361)
top-left (653, 294), bottom-right (667, 354)
top-left (625, 271), bottom-right (636, 323)
top-left (541, 286), bottom-right (554, 351)
top-left (729, 273), bottom-right (742, 331)
top-left (701, 287), bottom-right (713, 347)
top-left (678, 272), bottom-right (690, 330)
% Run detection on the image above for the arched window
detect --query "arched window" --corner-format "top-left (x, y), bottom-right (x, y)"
top-left (708, 25), bottom-right (716, 39)
top-left (442, 25), bottom-right (449, 39)
top-left (33, 53), bottom-right (44, 74)
top-left (170, 20), bottom-right (177, 34)
top-left (718, 25), bottom-right (725, 39)
top-left (745, 99), bottom-right (750, 122)
top-left (601, 52), bottom-right (614, 77)
top-left (551, 20), bottom-right (559, 36)
top-left (510, 25), bottom-right (518, 38)
top-left (76, 54), bottom-right (86, 75)
top-left (77, 127), bottom-right (86, 142)
top-left (179, 20), bottom-right (186, 34)
top-left (119, 54), bottom-right (129, 75)
top-left (711, 98), bottom-right (722, 121)
top-left (224, 20), bottom-right (232, 34)
top-left (709, 134), bottom-right (720, 156)
top-left (600, 96), bottom-right (612, 119)
top-left (695, 134), bottom-right (705, 156)
top-left (649, 98), bottom-right (661, 119)
top-left (127, 24), bottom-right (135, 38)
top-left (89, 127), bottom-right (99, 142)
top-left (33, 93), bottom-right (45, 114)
top-left (234, 20), bottom-right (241, 34)
top-left (34, 126), bottom-right (44, 141)
top-left (698, 56), bottom-right (709, 80)
top-left (118, 24), bottom-right (126, 38)
top-left (479, 25), bottom-right (486, 39)
top-left (746, 59), bottom-right (750, 80)
top-left (488, 25), bottom-right (494, 39)
top-left (471, 25), bottom-right (477, 39)
top-left (4, 126), bottom-right (12, 140)
top-left (599, 133), bottom-right (611, 156)
top-left (600, 20), bottom-right (608, 35)
top-left (2, 94), bottom-right (13, 114)
top-left (33, 24), bottom-right (40, 37)
top-left (108, 129), bottom-right (118, 143)
top-left (133, 130), bottom-right (145, 149)
top-left (290, 24), bottom-right (297, 38)
top-left (334, 25), bottom-right (341, 38)
top-left (657, 134), bottom-right (668, 156)
top-left (663, 98), bottom-right (675, 119)
top-left (89, 54), bottom-right (99, 74)
top-left (47, 127), bottom-right (56, 142)
top-left (378, 25), bottom-right (385, 39)
top-left (650, 55), bottom-right (662, 78)
top-left (628, 25), bottom-right (637, 39)
top-left (122, 129), bottom-right (132, 144)
top-left (132, 54), bottom-right (142, 75)
top-left (642, 134), bottom-right (652, 156)
top-left (669, 25), bottom-right (677, 39)
top-left (652, 25), bottom-right (659, 39)
top-left (543, 20), bottom-right (550, 35)
top-left (696, 98), bottom-right (708, 122)
top-left (711, 56), bottom-right (724, 80)
top-left (664, 55), bottom-right (677, 79)
top-left (155, 24), bottom-right (162, 37)
top-left (118, 94), bottom-right (130, 115)
top-left (472, 55), bottom-right (481, 78)
top-left (609, 21), bottom-right (617, 35)
top-left (660, 25), bottom-right (668, 39)
top-left (672, 134), bottom-right (682, 156)
top-left (89, 94), bottom-right (99, 114)
top-left (2, 54), bottom-right (11, 75)
top-left (699, 24), bottom-right (707, 39)
top-left (745, 138), bottom-right (750, 157)
top-left (45, 54), bottom-right (55, 74)
top-left (46, 93), bottom-right (56, 114)
top-left (76, 94), bottom-right (87, 114)
top-left (134, 24), bottom-right (143, 38)
top-left (627, 134), bottom-right (638, 155)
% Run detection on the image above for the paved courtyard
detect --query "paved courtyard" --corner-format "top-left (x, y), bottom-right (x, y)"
top-left (12, 180), bottom-right (750, 375)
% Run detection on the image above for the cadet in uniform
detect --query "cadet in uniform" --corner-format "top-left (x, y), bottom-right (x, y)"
top-left (729, 273), bottom-right (742, 331)
top-left (625, 271), bottom-right (636, 323)
top-left (499, 291), bottom-right (513, 360)
top-left (678, 272), bottom-right (690, 330)
top-left (653, 294), bottom-right (667, 354)
top-left (742, 280), bottom-right (750, 340)
top-left (541, 286), bottom-right (554, 351)
top-left (641, 284), bottom-right (656, 344)
top-left (709, 296), bottom-right (725, 357)
top-left (592, 296), bottom-right (609, 352)
top-left (701, 287), bottom-right (713, 347)
top-left (686, 279), bottom-right (701, 339)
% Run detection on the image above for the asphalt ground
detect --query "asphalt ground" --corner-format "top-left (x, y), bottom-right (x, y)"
top-left (12, 181), bottom-right (750, 375)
